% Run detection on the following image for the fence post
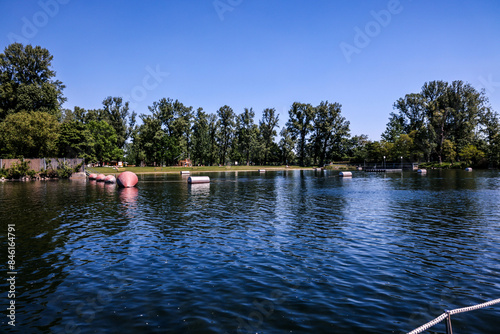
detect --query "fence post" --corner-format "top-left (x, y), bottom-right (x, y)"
top-left (445, 311), bottom-right (453, 334)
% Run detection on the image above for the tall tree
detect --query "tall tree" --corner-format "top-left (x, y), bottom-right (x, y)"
top-left (170, 101), bottom-right (193, 160)
top-left (148, 98), bottom-right (192, 161)
top-left (480, 109), bottom-right (500, 167)
top-left (279, 127), bottom-right (295, 165)
top-left (207, 113), bottom-right (219, 166)
top-left (236, 108), bottom-right (258, 165)
top-left (309, 101), bottom-right (350, 166)
top-left (387, 80), bottom-right (491, 163)
top-left (259, 108), bottom-right (279, 165)
top-left (286, 102), bottom-right (315, 166)
top-left (347, 134), bottom-right (370, 163)
top-left (102, 96), bottom-right (130, 149)
top-left (216, 105), bottom-right (235, 165)
top-left (0, 43), bottom-right (66, 120)
top-left (191, 108), bottom-right (211, 165)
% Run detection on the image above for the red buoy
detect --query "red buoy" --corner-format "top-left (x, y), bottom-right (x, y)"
top-left (104, 175), bottom-right (116, 183)
top-left (116, 171), bottom-right (138, 188)
top-left (89, 173), bottom-right (97, 180)
top-left (96, 174), bottom-right (106, 182)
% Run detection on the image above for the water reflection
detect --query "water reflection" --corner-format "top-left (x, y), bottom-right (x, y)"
top-left (118, 186), bottom-right (139, 204)
top-left (188, 183), bottom-right (210, 196)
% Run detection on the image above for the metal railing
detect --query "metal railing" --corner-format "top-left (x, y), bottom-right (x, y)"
top-left (407, 298), bottom-right (500, 334)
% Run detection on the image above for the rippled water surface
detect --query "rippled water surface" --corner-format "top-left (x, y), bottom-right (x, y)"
top-left (1, 169), bottom-right (500, 333)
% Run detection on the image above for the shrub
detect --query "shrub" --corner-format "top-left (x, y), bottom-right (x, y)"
top-left (56, 159), bottom-right (74, 178)
top-left (5, 158), bottom-right (36, 179)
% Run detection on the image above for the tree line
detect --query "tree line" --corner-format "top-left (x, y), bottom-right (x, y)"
top-left (1, 43), bottom-right (499, 167)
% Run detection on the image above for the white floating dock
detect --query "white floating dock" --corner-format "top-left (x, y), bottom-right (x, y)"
top-left (417, 169), bottom-right (427, 174)
top-left (258, 169), bottom-right (266, 173)
top-left (188, 176), bottom-right (210, 184)
top-left (339, 171), bottom-right (352, 177)
top-left (180, 171), bottom-right (191, 175)
top-left (465, 167), bottom-right (473, 172)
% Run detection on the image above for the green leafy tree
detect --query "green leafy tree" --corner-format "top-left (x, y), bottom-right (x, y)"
top-left (442, 139), bottom-right (456, 163)
top-left (170, 102), bottom-right (193, 160)
top-left (459, 145), bottom-right (485, 165)
top-left (102, 96), bottom-right (130, 149)
top-left (0, 111), bottom-right (59, 158)
top-left (207, 113), bottom-right (219, 166)
top-left (286, 102), bottom-right (315, 166)
top-left (0, 43), bottom-right (66, 120)
top-left (87, 120), bottom-right (122, 165)
top-left (392, 133), bottom-right (414, 161)
top-left (259, 108), bottom-right (279, 165)
top-left (279, 127), bottom-right (296, 165)
top-left (216, 105), bottom-right (235, 165)
top-left (236, 108), bottom-right (259, 165)
top-left (366, 140), bottom-right (394, 163)
top-left (309, 101), bottom-right (350, 165)
top-left (480, 109), bottom-right (500, 167)
top-left (148, 98), bottom-right (192, 162)
top-left (347, 134), bottom-right (370, 163)
top-left (191, 108), bottom-right (211, 165)
top-left (388, 80), bottom-right (491, 163)
top-left (57, 121), bottom-right (94, 159)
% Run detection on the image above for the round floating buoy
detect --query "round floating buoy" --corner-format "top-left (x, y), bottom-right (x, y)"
top-left (96, 174), bottom-right (106, 182)
top-left (465, 167), bottom-right (473, 172)
top-left (116, 171), bottom-right (138, 188)
top-left (188, 176), bottom-right (210, 184)
top-left (417, 169), bottom-right (427, 174)
top-left (339, 171), bottom-right (352, 177)
top-left (88, 173), bottom-right (97, 180)
top-left (104, 175), bottom-right (116, 183)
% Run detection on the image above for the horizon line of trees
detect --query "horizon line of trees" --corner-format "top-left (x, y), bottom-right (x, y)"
top-left (1, 43), bottom-right (500, 168)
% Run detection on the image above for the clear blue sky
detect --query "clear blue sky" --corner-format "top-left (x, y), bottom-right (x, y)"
top-left (1, 0), bottom-right (499, 140)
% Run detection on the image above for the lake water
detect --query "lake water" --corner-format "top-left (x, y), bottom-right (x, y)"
top-left (1, 169), bottom-right (499, 333)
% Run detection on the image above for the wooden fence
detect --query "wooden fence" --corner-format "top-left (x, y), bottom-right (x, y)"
top-left (0, 158), bottom-right (84, 172)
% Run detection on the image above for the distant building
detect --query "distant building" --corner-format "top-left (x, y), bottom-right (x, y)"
top-left (178, 158), bottom-right (192, 167)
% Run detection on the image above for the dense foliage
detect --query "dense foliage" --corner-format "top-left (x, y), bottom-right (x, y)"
top-left (1, 43), bottom-right (499, 168)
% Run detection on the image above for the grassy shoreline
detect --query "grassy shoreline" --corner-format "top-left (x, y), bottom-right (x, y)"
top-left (87, 165), bottom-right (315, 174)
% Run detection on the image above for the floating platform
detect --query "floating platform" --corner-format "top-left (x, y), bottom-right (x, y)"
top-left (188, 176), bottom-right (210, 184)
top-left (365, 168), bottom-right (402, 173)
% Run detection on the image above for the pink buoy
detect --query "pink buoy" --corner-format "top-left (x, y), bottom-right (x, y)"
top-left (96, 174), bottom-right (106, 182)
top-left (104, 175), bottom-right (116, 183)
top-left (88, 173), bottom-right (97, 180)
top-left (116, 171), bottom-right (138, 188)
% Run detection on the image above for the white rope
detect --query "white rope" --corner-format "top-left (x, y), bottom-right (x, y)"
top-left (407, 312), bottom-right (448, 334)
top-left (406, 298), bottom-right (500, 334)
top-left (449, 298), bottom-right (500, 315)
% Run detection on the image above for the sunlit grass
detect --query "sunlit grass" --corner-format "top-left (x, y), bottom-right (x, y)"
top-left (87, 165), bottom-right (307, 174)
